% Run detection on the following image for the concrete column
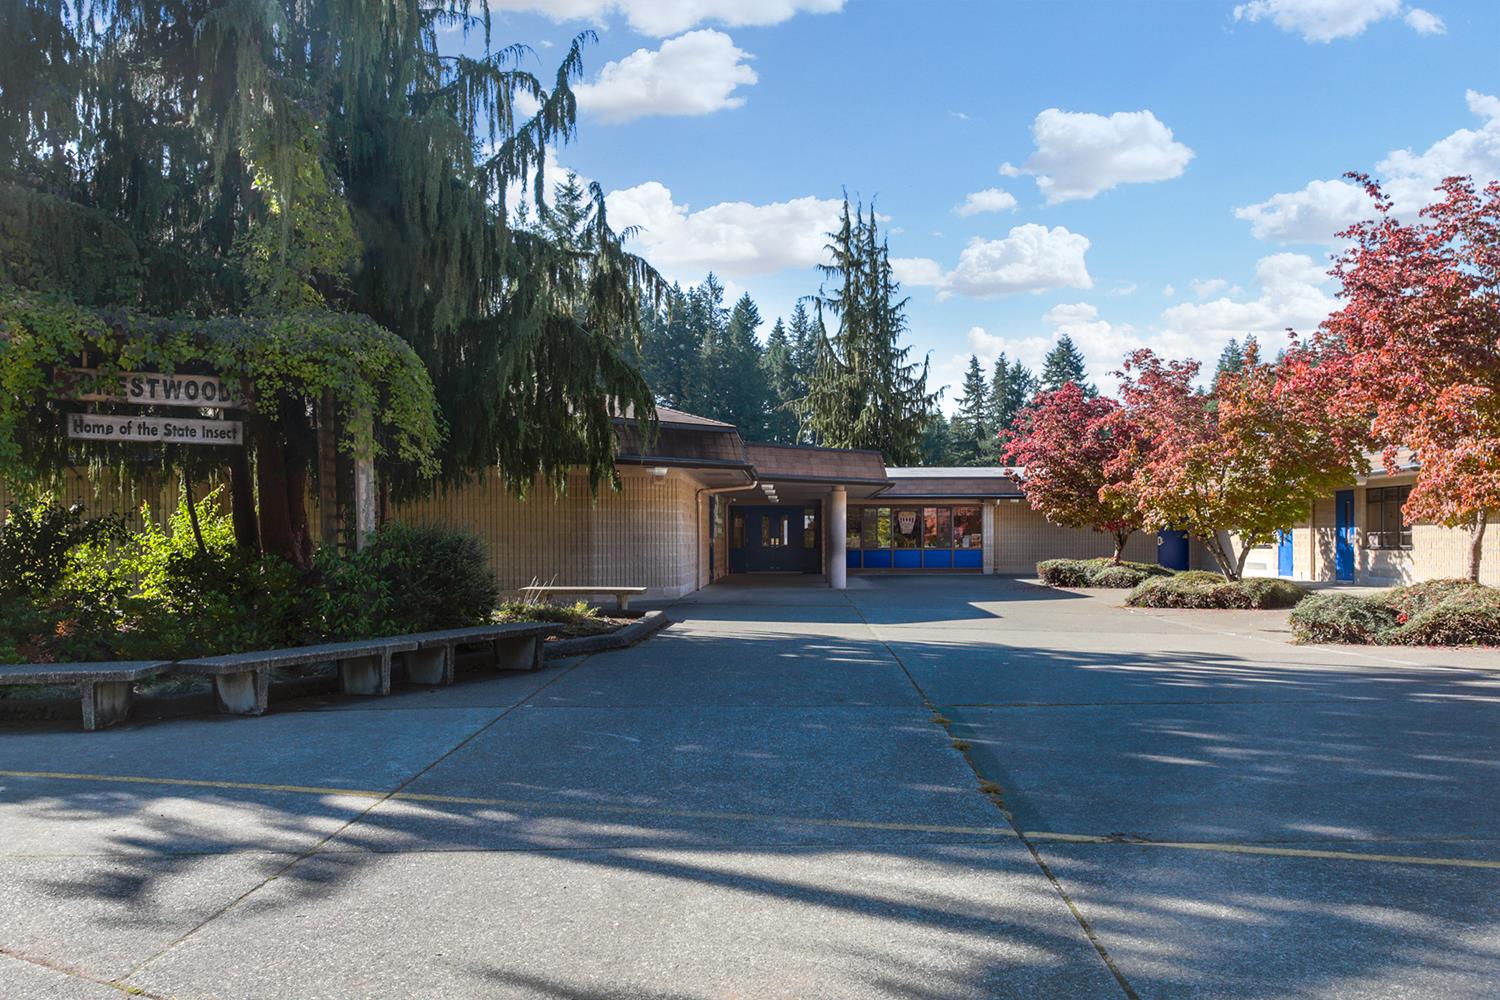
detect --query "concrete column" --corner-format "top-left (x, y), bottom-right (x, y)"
top-left (829, 487), bottom-right (848, 589)
top-left (982, 501), bottom-right (997, 574)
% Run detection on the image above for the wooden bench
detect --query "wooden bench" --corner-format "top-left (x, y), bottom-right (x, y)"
top-left (0, 661), bottom-right (173, 731)
top-left (525, 586), bottom-right (648, 612)
top-left (399, 623), bottom-right (553, 685)
top-left (177, 636), bottom-right (418, 716)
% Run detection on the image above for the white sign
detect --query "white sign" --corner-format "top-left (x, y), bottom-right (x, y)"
top-left (66, 413), bottom-right (244, 446)
top-left (73, 370), bottom-right (243, 409)
top-left (897, 510), bottom-right (917, 535)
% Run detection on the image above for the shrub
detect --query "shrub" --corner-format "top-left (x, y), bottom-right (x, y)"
top-left (1383, 578), bottom-right (1487, 620)
top-left (1387, 587), bottom-right (1500, 647)
top-left (0, 496), bottom-right (123, 604)
top-left (1288, 593), bottom-right (1400, 644)
top-left (1037, 559), bottom-right (1092, 587)
top-left (1089, 564), bottom-right (1147, 589)
top-left (1037, 557), bottom-right (1174, 588)
top-left (319, 523), bottom-right (498, 638)
top-left (1127, 573), bottom-right (1308, 610)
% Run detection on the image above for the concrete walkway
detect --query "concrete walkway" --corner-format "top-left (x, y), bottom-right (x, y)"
top-left (1, 576), bottom-right (1497, 998)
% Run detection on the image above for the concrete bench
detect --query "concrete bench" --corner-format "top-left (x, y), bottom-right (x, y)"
top-left (399, 623), bottom-right (553, 685)
top-left (0, 661), bottom-right (173, 731)
top-left (177, 636), bottom-right (417, 716)
top-left (525, 586), bottom-right (647, 611)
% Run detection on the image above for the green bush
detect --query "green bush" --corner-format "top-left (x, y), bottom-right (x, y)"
top-left (1289, 593), bottom-right (1399, 643)
top-left (1288, 579), bottom-right (1500, 647)
top-left (318, 523), bottom-right (498, 638)
top-left (1037, 556), bottom-right (1175, 588)
top-left (1089, 564), bottom-right (1147, 589)
top-left (1387, 586), bottom-right (1500, 646)
top-left (1037, 559), bottom-right (1092, 587)
top-left (1127, 573), bottom-right (1308, 610)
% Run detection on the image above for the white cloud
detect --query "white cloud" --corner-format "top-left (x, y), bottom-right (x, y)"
top-left (1003, 108), bottom-right (1194, 203)
top-left (1404, 7), bottom-right (1446, 34)
top-left (490, 0), bottom-right (843, 37)
top-left (1160, 253), bottom-right (1336, 344)
top-left (1233, 178), bottom-right (1369, 243)
top-left (575, 31), bottom-right (756, 124)
top-left (1238, 91), bottom-right (1500, 241)
top-left (939, 224), bottom-right (1093, 298)
top-left (1190, 277), bottom-right (1230, 299)
top-left (954, 188), bottom-right (1018, 216)
top-left (1162, 284), bottom-right (1176, 297)
top-left (1110, 281), bottom-right (1138, 296)
top-left (1232, 0), bottom-right (1403, 42)
top-left (604, 181), bottom-right (842, 280)
top-left (890, 257), bottom-right (945, 288)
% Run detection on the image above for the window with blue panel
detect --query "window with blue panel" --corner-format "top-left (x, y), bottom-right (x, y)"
top-left (847, 504), bottom-right (983, 570)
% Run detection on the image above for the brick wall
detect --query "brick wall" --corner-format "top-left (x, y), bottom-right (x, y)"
top-left (993, 502), bottom-right (1158, 574)
top-left (395, 467), bottom-right (702, 599)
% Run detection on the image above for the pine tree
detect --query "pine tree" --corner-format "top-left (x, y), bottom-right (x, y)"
top-left (799, 198), bottom-right (938, 464)
top-left (700, 291), bottom-right (772, 437)
top-left (639, 284), bottom-right (701, 408)
top-left (950, 355), bottom-right (992, 465)
top-left (920, 409), bottom-right (956, 466)
top-left (990, 354), bottom-right (1038, 433)
top-left (760, 318), bottom-right (801, 443)
top-left (1040, 335), bottom-right (1095, 395)
top-left (1, 6), bottom-right (662, 562)
top-left (787, 301), bottom-right (820, 408)
top-left (1215, 338), bottom-right (1245, 381)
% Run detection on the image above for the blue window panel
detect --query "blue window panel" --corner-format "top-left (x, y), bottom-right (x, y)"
top-left (922, 550), bottom-right (953, 568)
top-left (893, 549), bottom-right (922, 569)
top-left (846, 549), bottom-right (861, 570)
top-left (863, 549), bottom-right (892, 569)
top-left (953, 549), bottom-right (983, 569)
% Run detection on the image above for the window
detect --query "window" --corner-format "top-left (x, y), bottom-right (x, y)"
top-left (846, 508), bottom-right (862, 550)
top-left (861, 507), bottom-right (891, 548)
top-left (1366, 486), bottom-right (1413, 550)
top-left (893, 508), bottom-right (921, 548)
top-left (731, 510), bottom-right (744, 549)
top-left (803, 509), bottom-right (818, 549)
top-left (762, 513), bottom-right (788, 548)
top-left (953, 506), bottom-right (983, 548)
top-left (923, 507), bottom-right (951, 549)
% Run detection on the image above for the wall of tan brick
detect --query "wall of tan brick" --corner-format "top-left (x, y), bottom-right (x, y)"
top-left (993, 502), bottom-right (1158, 574)
top-left (394, 467), bottom-right (703, 599)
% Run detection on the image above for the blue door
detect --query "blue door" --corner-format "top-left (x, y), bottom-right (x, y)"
top-left (1276, 530), bottom-right (1294, 577)
top-left (1157, 530), bottom-right (1190, 571)
top-left (730, 504), bottom-right (821, 573)
top-left (1334, 490), bottom-right (1355, 582)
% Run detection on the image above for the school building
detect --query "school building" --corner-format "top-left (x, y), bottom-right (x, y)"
top-left (396, 405), bottom-right (1494, 599)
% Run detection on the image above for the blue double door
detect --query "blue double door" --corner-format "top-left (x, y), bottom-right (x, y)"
top-left (728, 504), bottom-right (821, 574)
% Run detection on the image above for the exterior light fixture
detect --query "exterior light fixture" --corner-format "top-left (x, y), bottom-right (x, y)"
top-left (651, 466), bottom-right (668, 478)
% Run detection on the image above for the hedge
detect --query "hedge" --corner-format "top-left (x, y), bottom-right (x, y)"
top-left (1291, 580), bottom-right (1500, 647)
top-left (1126, 573), bottom-right (1307, 610)
top-left (1037, 557), bottom-right (1175, 589)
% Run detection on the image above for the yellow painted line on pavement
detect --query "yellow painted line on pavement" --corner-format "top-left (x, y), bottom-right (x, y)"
top-left (1025, 831), bottom-right (1500, 870)
top-left (0, 769), bottom-right (1013, 838)
top-left (7, 769), bottom-right (1499, 869)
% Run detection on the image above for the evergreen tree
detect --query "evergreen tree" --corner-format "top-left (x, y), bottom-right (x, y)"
top-left (990, 354), bottom-right (1038, 435)
top-left (638, 283), bottom-right (701, 409)
top-left (787, 301), bottom-right (820, 401)
top-left (1, 7), bottom-right (661, 562)
top-left (920, 409), bottom-right (957, 466)
top-left (799, 198), bottom-right (938, 464)
top-left (760, 318), bottom-right (801, 443)
top-left (1215, 338), bottom-right (1246, 381)
top-left (699, 291), bottom-right (772, 437)
top-left (1040, 335), bottom-right (1095, 395)
top-left (950, 355), bottom-right (992, 465)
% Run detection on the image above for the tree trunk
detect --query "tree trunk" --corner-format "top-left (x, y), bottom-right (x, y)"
top-left (227, 447), bottom-right (260, 552)
top-left (1467, 509), bottom-right (1489, 583)
top-left (1111, 529), bottom-right (1133, 565)
top-left (1202, 532), bottom-right (1239, 579)
top-left (1234, 537), bottom-right (1253, 581)
top-left (181, 466), bottom-right (208, 558)
top-left (254, 421), bottom-right (306, 570)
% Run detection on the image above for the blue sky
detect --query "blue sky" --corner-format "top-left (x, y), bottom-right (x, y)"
top-left (461, 0), bottom-right (1500, 408)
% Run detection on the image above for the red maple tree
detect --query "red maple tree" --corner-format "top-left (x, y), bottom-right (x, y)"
top-left (1113, 344), bottom-right (1367, 579)
top-left (1001, 381), bottom-right (1147, 564)
top-left (1321, 174), bottom-right (1500, 581)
